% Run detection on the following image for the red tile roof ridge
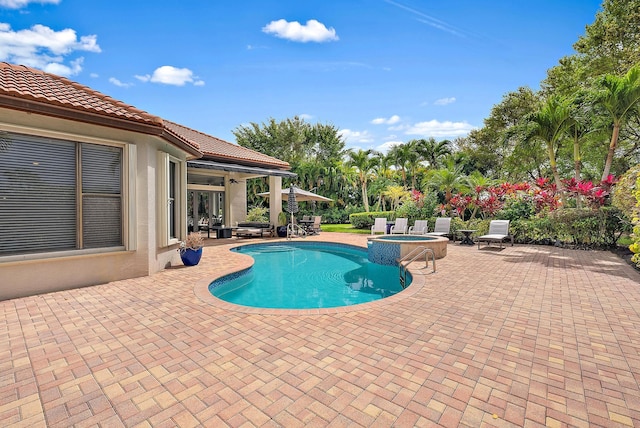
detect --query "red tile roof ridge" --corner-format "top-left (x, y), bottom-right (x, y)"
top-left (163, 119), bottom-right (290, 169)
top-left (0, 62), bottom-right (162, 125)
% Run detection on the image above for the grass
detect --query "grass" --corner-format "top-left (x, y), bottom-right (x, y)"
top-left (320, 223), bottom-right (371, 234)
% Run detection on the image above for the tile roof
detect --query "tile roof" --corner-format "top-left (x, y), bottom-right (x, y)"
top-left (163, 120), bottom-right (290, 169)
top-left (0, 62), bottom-right (162, 125)
top-left (0, 62), bottom-right (290, 170)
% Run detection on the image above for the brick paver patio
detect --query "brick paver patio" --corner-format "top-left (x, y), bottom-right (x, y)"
top-left (1, 232), bottom-right (639, 427)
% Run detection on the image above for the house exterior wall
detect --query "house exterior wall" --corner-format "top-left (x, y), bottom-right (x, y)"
top-left (228, 173), bottom-right (247, 225)
top-left (269, 176), bottom-right (283, 227)
top-left (0, 108), bottom-right (187, 300)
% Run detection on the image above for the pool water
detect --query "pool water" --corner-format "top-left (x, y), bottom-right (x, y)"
top-left (209, 242), bottom-right (409, 309)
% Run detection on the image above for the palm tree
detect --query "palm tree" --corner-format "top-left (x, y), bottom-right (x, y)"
top-left (526, 95), bottom-right (574, 191)
top-left (416, 138), bottom-right (452, 169)
top-left (424, 159), bottom-right (466, 204)
top-left (403, 140), bottom-right (423, 190)
top-left (387, 143), bottom-right (411, 188)
top-left (595, 64), bottom-right (640, 181)
top-left (465, 171), bottom-right (496, 220)
top-left (346, 149), bottom-right (377, 211)
top-left (383, 185), bottom-right (410, 211)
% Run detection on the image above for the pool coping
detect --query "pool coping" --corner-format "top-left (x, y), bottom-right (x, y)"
top-left (193, 239), bottom-right (431, 315)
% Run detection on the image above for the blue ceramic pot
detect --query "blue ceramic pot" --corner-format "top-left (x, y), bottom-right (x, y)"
top-left (180, 247), bottom-right (203, 266)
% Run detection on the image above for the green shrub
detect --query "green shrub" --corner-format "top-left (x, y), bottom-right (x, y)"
top-left (630, 174), bottom-right (640, 267)
top-left (511, 217), bottom-right (555, 245)
top-left (546, 207), bottom-right (629, 248)
top-left (395, 193), bottom-right (439, 224)
top-left (499, 198), bottom-right (535, 221)
top-left (246, 206), bottom-right (269, 222)
top-left (612, 165), bottom-right (640, 218)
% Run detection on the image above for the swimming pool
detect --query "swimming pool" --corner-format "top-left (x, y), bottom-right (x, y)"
top-left (209, 242), bottom-right (409, 309)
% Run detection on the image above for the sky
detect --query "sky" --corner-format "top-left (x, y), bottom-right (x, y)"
top-left (0, 0), bottom-right (603, 153)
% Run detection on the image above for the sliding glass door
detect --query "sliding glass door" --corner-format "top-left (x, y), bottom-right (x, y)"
top-left (187, 190), bottom-right (224, 232)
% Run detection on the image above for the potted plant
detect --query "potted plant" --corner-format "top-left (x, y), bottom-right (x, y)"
top-left (277, 211), bottom-right (288, 237)
top-left (179, 232), bottom-right (204, 266)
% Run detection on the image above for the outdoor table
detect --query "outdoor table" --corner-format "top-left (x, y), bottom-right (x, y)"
top-left (458, 229), bottom-right (477, 245)
top-left (210, 226), bottom-right (235, 239)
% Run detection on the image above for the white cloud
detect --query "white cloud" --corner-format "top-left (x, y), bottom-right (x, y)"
top-left (339, 129), bottom-right (374, 144)
top-left (0, 0), bottom-right (59, 9)
top-left (434, 97), bottom-right (456, 106)
top-left (44, 57), bottom-right (83, 76)
top-left (262, 19), bottom-right (338, 43)
top-left (0, 23), bottom-right (100, 76)
top-left (405, 119), bottom-right (475, 137)
top-left (371, 115), bottom-right (401, 125)
top-left (298, 113), bottom-right (313, 121)
top-left (136, 65), bottom-right (204, 86)
top-left (109, 77), bottom-right (132, 88)
top-left (376, 140), bottom-right (404, 153)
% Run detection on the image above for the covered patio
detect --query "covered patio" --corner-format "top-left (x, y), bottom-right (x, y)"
top-left (2, 235), bottom-right (639, 426)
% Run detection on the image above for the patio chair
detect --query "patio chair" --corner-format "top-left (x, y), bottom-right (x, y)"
top-left (426, 217), bottom-right (452, 240)
top-left (309, 216), bottom-right (322, 235)
top-left (408, 220), bottom-right (429, 235)
top-left (477, 220), bottom-right (514, 249)
top-left (390, 218), bottom-right (408, 234)
top-left (371, 217), bottom-right (387, 235)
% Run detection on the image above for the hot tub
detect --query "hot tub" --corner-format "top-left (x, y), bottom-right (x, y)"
top-left (367, 235), bottom-right (448, 265)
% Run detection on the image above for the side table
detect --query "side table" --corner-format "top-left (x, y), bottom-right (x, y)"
top-left (458, 229), bottom-right (477, 245)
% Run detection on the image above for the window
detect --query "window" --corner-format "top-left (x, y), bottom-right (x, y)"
top-left (169, 159), bottom-right (177, 240)
top-left (158, 152), bottom-right (184, 247)
top-left (81, 143), bottom-right (123, 248)
top-left (0, 132), bottom-right (123, 256)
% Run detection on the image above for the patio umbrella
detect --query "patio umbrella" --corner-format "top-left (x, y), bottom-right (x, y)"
top-left (258, 185), bottom-right (333, 202)
top-left (286, 184), bottom-right (299, 225)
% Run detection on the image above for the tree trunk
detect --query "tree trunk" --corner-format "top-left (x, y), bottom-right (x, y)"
top-left (548, 144), bottom-right (564, 204)
top-left (574, 136), bottom-right (582, 208)
top-left (362, 180), bottom-right (369, 212)
top-left (601, 123), bottom-right (620, 181)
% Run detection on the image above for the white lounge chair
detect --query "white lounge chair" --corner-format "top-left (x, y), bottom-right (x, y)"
top-left (426, 217), bottom-right (451, 239)
top-left (408, 220), bottom-right (429, 235)
top-left (371, 217), bottom-right (387, 235)
top-left (477, 220), bottom-right (513, 249)
top-left (390, 218), bottom-right (408, 234)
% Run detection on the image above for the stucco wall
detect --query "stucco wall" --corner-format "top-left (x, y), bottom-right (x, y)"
top-left (0, 109), bottom-right (187, 300)
top-left (228, 173), bottom-right (248, 226)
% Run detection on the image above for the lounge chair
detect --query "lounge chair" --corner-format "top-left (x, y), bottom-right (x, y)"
top-left (408, 220), bottom-right (429, 235)
top-left (426, 217), bottom-right (452, 240)
top-left (477, 220), bottom-right (513, 249)
top-left (371, 217), bottom-right (387, 235)
top-left (390, 218), bottom-right (408, 234)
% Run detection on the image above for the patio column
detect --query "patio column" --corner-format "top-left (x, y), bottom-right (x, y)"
top-left (269, 176), bottom-right (282, 226)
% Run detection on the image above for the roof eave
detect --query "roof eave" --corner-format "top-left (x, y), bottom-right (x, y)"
top-left (201, 153), bottom-right (291, 170)
top-left (160, 129), bottom-right (203, 158)
top-left (0, 94), bottom-right (164, 136)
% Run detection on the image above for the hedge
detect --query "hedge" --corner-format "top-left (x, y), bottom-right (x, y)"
top-left (349, 207), bottom-right (631, 250)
